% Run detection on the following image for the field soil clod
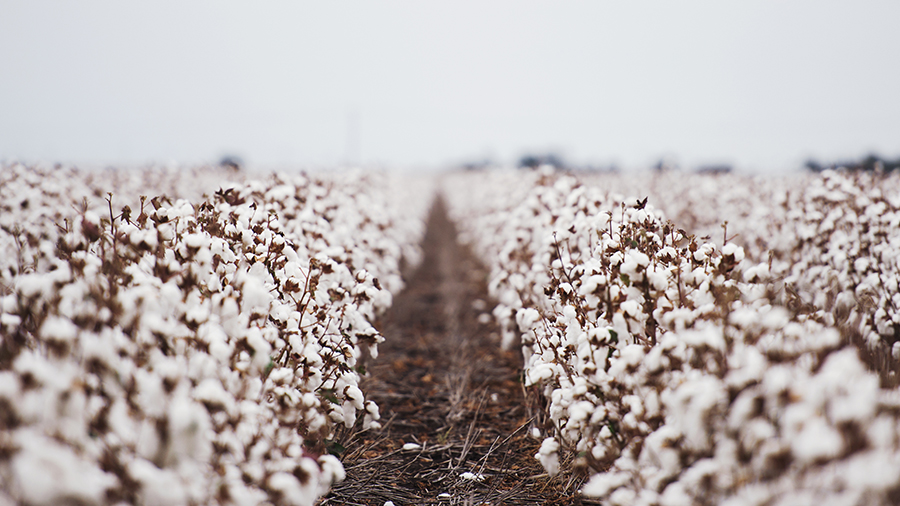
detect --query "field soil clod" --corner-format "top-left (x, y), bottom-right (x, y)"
top-left (323, 197), bottom-right (593, 505)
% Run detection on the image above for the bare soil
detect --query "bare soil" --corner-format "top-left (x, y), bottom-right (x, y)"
top-left (322, 198), bottom-right (595, 506)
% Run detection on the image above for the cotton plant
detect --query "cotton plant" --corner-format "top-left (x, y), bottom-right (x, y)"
top-left (0, 164), bottom-right (429, 506)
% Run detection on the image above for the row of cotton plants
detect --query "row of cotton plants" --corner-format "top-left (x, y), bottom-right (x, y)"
top-left (579, 169), bottom-right (792, 263)
top-left (590, 168), bottom-right (900, 383)
top-left (765, 170), bottom-right (900, 378)
top-left (443, 168), bottom-right (900, 505)
top-left (0, 163), bottom-right (428, 506)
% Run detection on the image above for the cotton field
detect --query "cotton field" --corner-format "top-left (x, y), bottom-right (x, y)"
top-left (3, 162), bottom-right (900, 505)
top-left (0, 163), bottom-right (430, 506)
top-left (444, 167), bottom-right (900, 505)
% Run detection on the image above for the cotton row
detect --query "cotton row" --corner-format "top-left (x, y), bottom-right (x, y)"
top-left (444, 167), bottom-right (900, 505)
top-left (0, 163), bottom-right (429, 506)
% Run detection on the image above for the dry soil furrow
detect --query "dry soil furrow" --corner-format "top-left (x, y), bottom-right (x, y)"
top-left (322, 198), bottom-right (593, 506)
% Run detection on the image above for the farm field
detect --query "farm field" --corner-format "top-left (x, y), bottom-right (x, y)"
top-left (2, 163), bottom-right (900, 505)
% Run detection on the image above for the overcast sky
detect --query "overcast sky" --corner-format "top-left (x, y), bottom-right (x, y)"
top-left (1, 1), bottom-right (898, 172)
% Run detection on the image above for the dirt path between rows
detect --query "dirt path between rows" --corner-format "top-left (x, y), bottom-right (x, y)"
top-left (322, 198), bottom-right (592, 505)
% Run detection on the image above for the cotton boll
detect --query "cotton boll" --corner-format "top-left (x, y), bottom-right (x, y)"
top-left (582, 471), bottom-right (630, 498)
top-left (459, 472), bottom-right (486, 482)
top-left (639, 425), bottom-right (684, 480)
top-left (171, 200), bottom-right (195, 219)
top-left (662, 373), bottom-right (727, 452)
top-left (344, 385), bottom-right (365, 410)
top-left (318, 454), bottom-right (345, 486)
top-left (11, 429), bottom-right (117, 506)
top-left (363, 401), bottom-right (381, 429)
top-left (620, 251), bottom-right (649, 280)
top-left (156, 222), bottom-right (176, 242)
top-left (268, 466), bottom-right (319, 506)
top-left (743, 263), bottom-right (769, 283)
top-left (761, 307), bottom-right (790, 330)
top-left (536, 437), bottom-right (560, 476)
top-left (618, 345), bottom-right (645, 368)
top-left (240, 271), bottom-right (272, 316)
top-left (0, 294), bottom-right (18, 314)
top-left (620, 299), bottom-right (640, 318)
top-left (516, 307), bottom-right (541, 332)
top-left (692, 244), bottom-right (714, 262)
top-left (39, 316), bottom-right (78, 343)
top-left (836, 450), bottom-right (900, 496)
top-left (721, 243), bottom-right (745, 263)
top-left (819, 350), bottom-right (878, 424)
top-left (133, 229), bottom-right (161, 249)
top-left (185, 302), bottom-right (210, 326)
top-left (632, 250), bottom-right (651, 267)
top-left (567, 400), bottom-right (595, 423)
top-left (728, 307), bottom-right (762, 330)
top-left (341, 400), bottom-right (357, 428)
top-left (193, 378), bottom-right (236, 414)
top-left (166, 393), bottom-right (213, 465)
top-left (269, 302), bottom-right (291, 323)
top-left (129, 458), bottom-right (189, 506)
top-left (623, 394), bottom-right (645, 418)
top-left (245, 327), bottom-right (273, 373)
top-left (726, 346), bottom-right (767, 390)
top-left (527, 362), bottom-right (558, 386)
top-left (590, 443), bottom-right (609, 462)
top-left (15, 273), bottom-right (52, 299)
top-left (581, 274), bottom-right (607, 296)
top-left (268, 367), bottom-right (294, 387)
top-left (199, 323), bottom-right (233, 363)
top-left (180, 232), bottom-right (207, 250)
top-left (647, 266), bottom-right (669, 292)
top-left (400, 443), bottom-right (422, 452)
top-left (13, 351), bottom-right (76, 394)
top-left (789, 415), bottom-right (844, 463)
top-left (679, 326), bottom-right (725, 352)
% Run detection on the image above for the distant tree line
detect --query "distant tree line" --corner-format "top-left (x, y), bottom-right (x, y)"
top-left (806, 153), bottom-right (900, 174)
top-left (518, 153), bottom-right (567, 170)
top-left (516, 153), bottom-right (619, 173)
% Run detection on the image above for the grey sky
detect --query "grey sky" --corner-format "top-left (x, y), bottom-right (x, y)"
top-left (1, 1), bottom-right (898, 171)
